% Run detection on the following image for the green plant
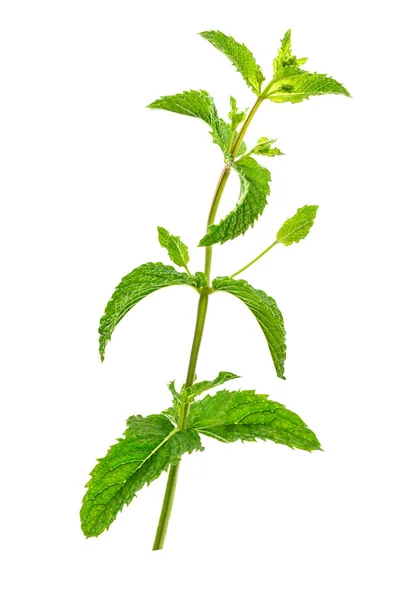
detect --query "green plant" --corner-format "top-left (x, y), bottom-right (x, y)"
top-left (80, 29), bottom-right (350, 551)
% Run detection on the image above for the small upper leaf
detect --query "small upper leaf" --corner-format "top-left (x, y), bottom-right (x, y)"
top-left (157, 226), bottom-right (190, 269)
top-left (212, 276), bottom-right (286, 379)
top-left (199, 156), bottom-right (271, 246)
top-left (188, 389), bottom-right (321, 451)
top-left (148, 89), bottom-right (226, 152)
top-left (276, 205), bottom-right (319, 246)
top-left (99, 263), bottom-right (205, 361)
top-left (250, 137), bottom-right (284, 157)
top-left (200, 30), bottom-right (265, 94)
top-left (228, 96), bottom-right (246, 131)
top-left (80, 414), bottom-right (202, 537)
top-left (273, 29), bottom-right (307, 74)
top-left (167, 380), bottom-right (180, 402)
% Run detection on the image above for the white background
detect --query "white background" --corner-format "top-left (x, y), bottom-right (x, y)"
top-left (1, 0), bottom-right (399, 598)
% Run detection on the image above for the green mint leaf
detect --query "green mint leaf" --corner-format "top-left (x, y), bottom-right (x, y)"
top-left (276, 205), bottom-right (319, 246)
top-left (200, 30), bottom-right (265, 94)
top-left (199, 157), bottom-right (271, 246)
top-left (185, 371), bottom-right (240, 399)
top-left (250, 137), bottom-right (284, 157)
top-left (265, 30), bottom-right (349, 103)
top-left (157, 226), bottom-right (190, 269)
top-left (148, 89), bottom-right (226, 153)
top-left (228, 96), bottom-right (246, 131)
top-left (161, 405), bottom-right (179, 425)
top-left (212, 276), bottom-right (286, 379)
top-left (99, 263), bottom-right (204, 361)
top-left (265, 67), bottom-right (350, 103)
top-left (148, 89), bottom-right (217, 124)
top-left (273, 29), bottom-right (308, 74)
top-left (188, 389), bottom-right (321, 451)
top-left (80, 414), bottom-right (202, 537)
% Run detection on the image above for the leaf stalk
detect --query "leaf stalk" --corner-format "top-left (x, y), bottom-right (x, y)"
top-left (230, 240), bottom-right (278, 278)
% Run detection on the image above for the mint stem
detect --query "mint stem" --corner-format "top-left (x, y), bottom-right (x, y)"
top-left (152, 96), bottom-right (263, 551)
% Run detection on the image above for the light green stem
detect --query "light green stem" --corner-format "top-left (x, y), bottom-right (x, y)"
top-left (230, 240), bottom-right (279, 278)
top-left (152, 95), bottom-right (264, 551)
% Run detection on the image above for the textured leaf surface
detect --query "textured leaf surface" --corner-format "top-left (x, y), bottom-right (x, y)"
top-left (81, 414), bottom-right (202, 537)
top-left (200, 30), bottom-right (265, 94)
top-left (99, 263), bottom-right (205, 360)
top-left (188, 389), bottom-right (321, 451)
top-left (212, 276), bottom-right (286, 379)
top-left (250, 137), bottom-right (283, 157)
top-left (148, 89), bottom-right (226, 152)
top-left (276, 205), bottom-right (319, 245)
top-left (148, 89), bottom-right (217, 124)
top-left (199, 157), bottom-right (271, 246)
top-left (157, 226), bottom-right (190, 268)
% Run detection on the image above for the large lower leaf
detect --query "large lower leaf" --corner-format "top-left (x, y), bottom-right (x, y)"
top-left (199, 157), bottom-right (271, 246)
top-left (188, 389), bottom-right (321, 451)
top-left (81, 414), bottom-right (202, 537)
top-left (212, 276), bottom-right (286, 379)
top-left (200, 30), bottom-right (265, 94)
top-left (99, 263), bottom-right (205, 361)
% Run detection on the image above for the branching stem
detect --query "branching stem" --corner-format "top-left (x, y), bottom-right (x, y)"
top-left (152, 95), bottom-right (264, 551)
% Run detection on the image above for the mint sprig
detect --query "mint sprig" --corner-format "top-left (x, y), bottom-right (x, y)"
top-left (82, 29), bottom-right (350, 551)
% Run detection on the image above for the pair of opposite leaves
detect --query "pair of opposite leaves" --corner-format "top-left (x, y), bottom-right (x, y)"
top-left (81, 29), bottom-right (349, 539)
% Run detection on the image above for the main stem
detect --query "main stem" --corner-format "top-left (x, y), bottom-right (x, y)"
top-left (152, 95), bottom-right (263, 551)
